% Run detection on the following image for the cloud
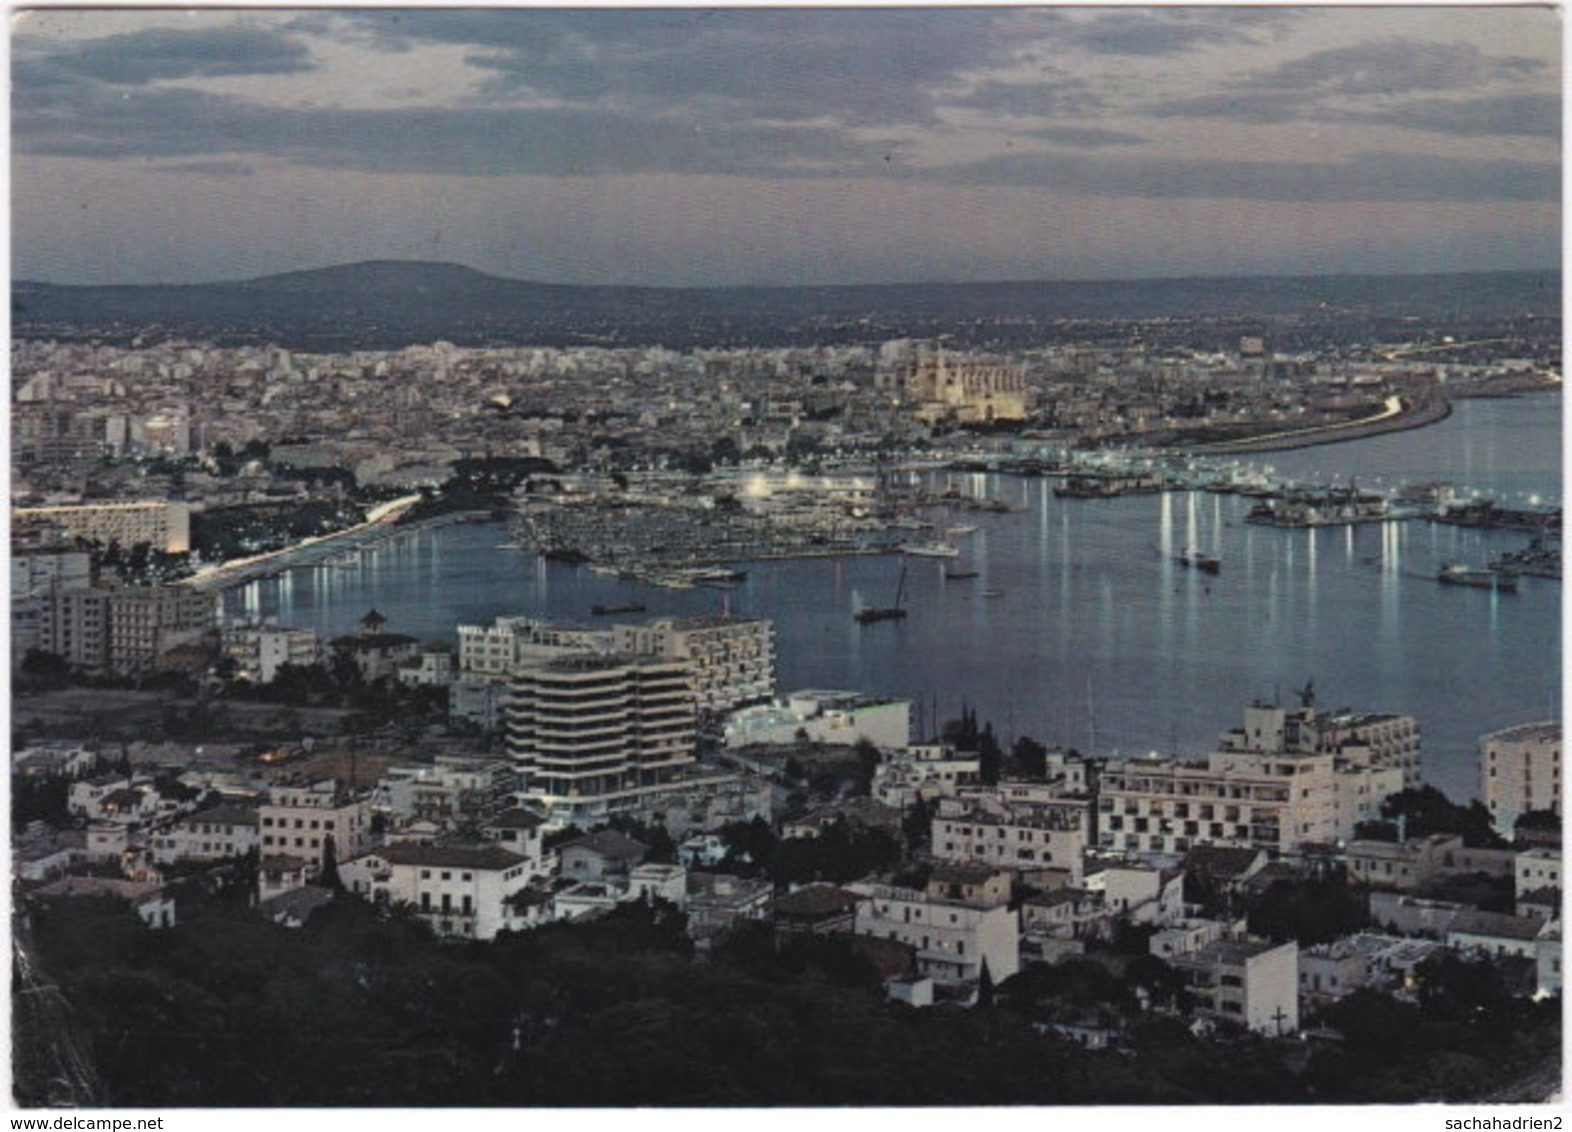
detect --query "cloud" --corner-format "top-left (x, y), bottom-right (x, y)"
top-left (13, 24), bottom-right (314, 88)
top-left (1047, 9), bottom-right (1300, 57)
top-left (1238, 39), bottom-right (1543, 98)
top-left (943, 78), bottom-right (1105, 119)
top-left (336, 9), bottom-right (1017, 128)
top-left (1350, 93), bottom-right (1560, 139)
top-left (937, 149), bottom-right (1559, 203)
top-left (1154, 38), bottom-right (1552, 126)
top-left (13, 85), bottom-right (889, 178)
top-left (1031, 126), bottom-right (1149, 149)
top-left (156, 159), bottom-right (257, 177)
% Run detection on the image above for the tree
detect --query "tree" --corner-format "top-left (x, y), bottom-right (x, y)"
top-left (1007, 735), bottom-right (1049, 780)
top-left (319, 833), bottom-right (344, 891)
top-left (1378, 786), bottom-right (1507, 848)
top-left (977, 722), bottom-right (1003, 785)
top-left (901, 795), bottom-right (938, 854)
top-left (851, 737), bottom-right (880, 796)
top-left (19, 648), bottom-right (73, 690)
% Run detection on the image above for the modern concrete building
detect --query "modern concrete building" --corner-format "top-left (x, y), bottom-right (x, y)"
top-left (724, 690), bottom-right (911, 750)
top-left (13, 500), bottom-right (191, 554)
top-left (506, 654), bottom-right (697, 824)
top-left (222, 619), bottom-right (321, 683)
top-left (38, 584), bottom-right (217, 676)
top-left (851, 880), bottom-right (1019, 990)
top-left (612, 615), bottom-right (775, 713)
top-left (1217, 698), bottom-right (1422, 789)
top-left (1099, 714), bottom-right (1407, 858)
top-left (1171, 937), bottom-right (1299, 1036)
top-left (258, 781), bottom-right (371, 873)
top-left (146, 805), bottom-right (260, 865)
top-left (1481, 722), bottom-right (1561, 838)
top-left (873, 743), bottom-right (981, 808)
top-left (931, 792), bottom-right (1092, 883)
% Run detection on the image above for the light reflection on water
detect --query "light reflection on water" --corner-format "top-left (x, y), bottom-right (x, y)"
top-left (226, 394), bottom-right (1559, 805)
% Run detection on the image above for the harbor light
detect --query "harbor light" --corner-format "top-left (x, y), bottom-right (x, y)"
top-left (743, 474), bottom-right (771, 499)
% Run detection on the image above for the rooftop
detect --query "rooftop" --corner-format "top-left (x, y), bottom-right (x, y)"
top-left (1483, 721), bottom-right (1561, 744)
top-left (376, 842), bottom-right (526, 871)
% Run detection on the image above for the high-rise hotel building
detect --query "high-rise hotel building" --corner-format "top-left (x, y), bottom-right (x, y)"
top-left (1482, 722), bottom-right (1561, 838)
top-left (505, 654), bottom-right (696, 825)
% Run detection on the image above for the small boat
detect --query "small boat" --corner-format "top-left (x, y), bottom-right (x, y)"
top-left (591, 601), bottom-right (647, 616)
top-left (899, 541), bottom-right (960, 558)
top-left (1176, 549), bottom-right (1222, 575)
top-left (947, 524), bottom-right (978, 536)
top-left (1437, 564), bottom-right (1518, 592)
top-left (982, 589), bottom-right (1004, 598)
top-left (692, 567), bottom-right (748, 583)
top-left (944, 569), bottom-right (980, 581)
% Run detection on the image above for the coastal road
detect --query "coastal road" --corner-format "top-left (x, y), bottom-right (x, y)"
top-left (180, 492), bottom-right (424, 591)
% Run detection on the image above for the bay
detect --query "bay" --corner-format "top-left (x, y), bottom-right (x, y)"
top-left (225, 392), bottom-right (1562, 806)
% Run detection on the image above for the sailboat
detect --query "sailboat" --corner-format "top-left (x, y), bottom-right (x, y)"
top-left (855, 565), bottom-right (909, 624)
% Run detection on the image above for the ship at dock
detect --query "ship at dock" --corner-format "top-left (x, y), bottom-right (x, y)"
top-left (1053, 471), bottom-right (1167, 498)
top-left (1245, 482), bottom-right (1390, 528)
top-left (1437, 563), bottom-right (1518, 593)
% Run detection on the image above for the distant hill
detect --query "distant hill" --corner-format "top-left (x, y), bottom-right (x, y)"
top-left (12, 260), bottom-right (1560, 351)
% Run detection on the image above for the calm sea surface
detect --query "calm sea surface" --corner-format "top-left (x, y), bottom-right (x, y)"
top-left (226, 392), bottom-right (1562, 804)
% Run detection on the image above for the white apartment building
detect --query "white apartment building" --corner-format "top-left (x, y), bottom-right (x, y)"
top-left (931, 793), bottom-right (1092, 883)
top-left (1099, 749), bottom-right (1338, 856)
top-left (612, 616), bottom-right (775, 713)
top-left (1217, 699), bottom-right (1422, 789)
top-left (460, 614), bottom-right (775, 716)
top-left (398, 646), bottom-right (455, 687)
top-left (1481, 722), bottom-right (1561, 838)
top-left (872, 744), bottom-right (980, 808)
top-left (222, 620), bottom-right (321, 683)
top-left (1516, 848), bottom-right (1563, 901)
top-left (1090, 863), bottom-right (1186, 926)
top-left (458, 615), bottom-right (607, 679)
top-left (341, 842), bottom-right (539, 941)
top-left (146, 805), bottom-right (260, 864)
top-left (505, 654), bottom-right (696, 824)
top-left (724, 690), bottom-right (911, 750)
top-left (381, 757), bottom-right (516, 824)
top-left (1100, 703), bottom-right (1408, 856)
top-left (1333, 759), bottom-right (1404, 841)
top-left (1171, 938), bottom-right (1299, 1036)
top-left (258, 781), bottom-right (371, 872)
top-left (14, 500), bottom-right (192, 554)
top-left (852, 882), bottom-right (1019, 988)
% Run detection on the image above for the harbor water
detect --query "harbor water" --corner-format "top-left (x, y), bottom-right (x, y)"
top-left (225, 392), bottom-right (1562, 805)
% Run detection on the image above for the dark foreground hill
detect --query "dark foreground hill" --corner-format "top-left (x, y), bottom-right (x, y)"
top-left (13, 260), bottom-right (1559, 351)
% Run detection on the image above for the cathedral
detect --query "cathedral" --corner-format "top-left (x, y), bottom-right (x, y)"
top-left (901, 342), bottom-right (1030, 425)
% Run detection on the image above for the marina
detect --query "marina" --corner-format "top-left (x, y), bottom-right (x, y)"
top-left (221, 394), bottom-right (1560, 807)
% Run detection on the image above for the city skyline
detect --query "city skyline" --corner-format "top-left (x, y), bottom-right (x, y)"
top-left (11, 5), bottom-right (1562, 288)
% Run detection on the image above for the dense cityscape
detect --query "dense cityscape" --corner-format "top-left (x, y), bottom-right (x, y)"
top-left (9, 4), bottom-right (1563, 1119)
top-left (10, 265), bottom-right (1564, 1107)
